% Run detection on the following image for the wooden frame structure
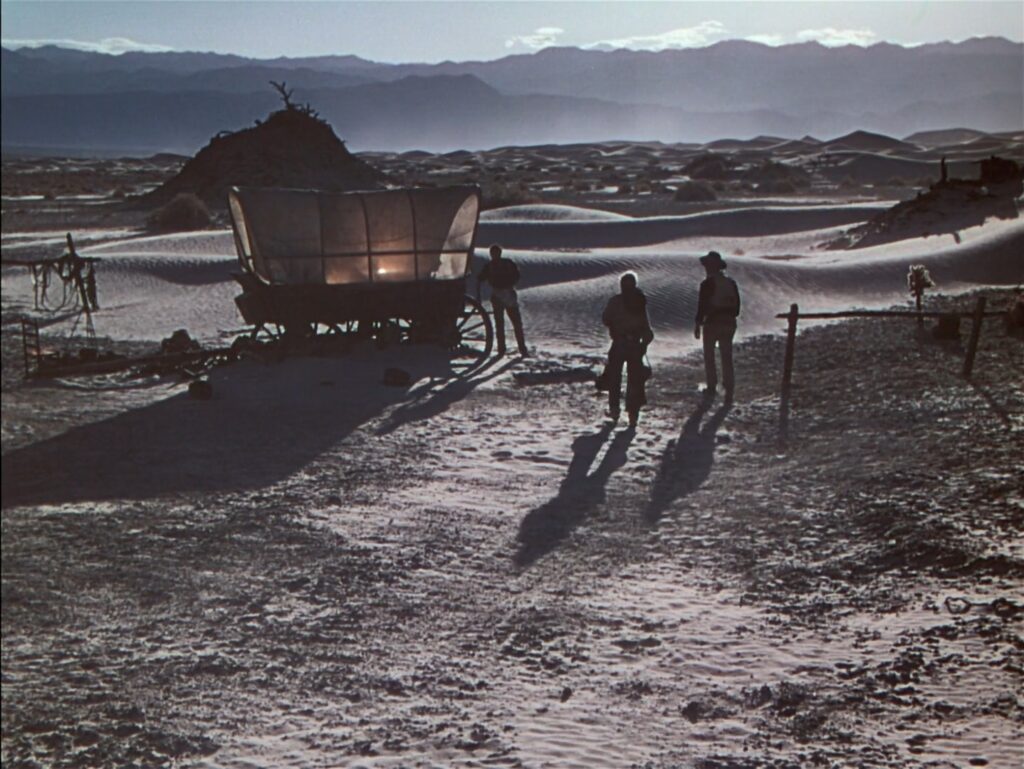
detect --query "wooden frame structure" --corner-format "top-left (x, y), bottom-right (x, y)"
top-left (776, 296), bottom-right (1004, 442)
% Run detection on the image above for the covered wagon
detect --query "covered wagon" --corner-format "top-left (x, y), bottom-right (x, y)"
top-left (228, 185), bottom-right (492, 359)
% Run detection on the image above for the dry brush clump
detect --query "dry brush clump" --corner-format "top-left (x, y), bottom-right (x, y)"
top-left (673, 181), bottom-right (717, 202)
top-left (480, 181), bottom-right (535, 210)
top-left (682, 154), bottom-right (733, 180)
top-left (756, 179), bottom-right (797, 194)
top-left (141, 84), bottom-right (383, 210)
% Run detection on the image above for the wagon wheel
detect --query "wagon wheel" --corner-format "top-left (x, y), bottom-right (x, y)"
top-left (376, 319), bottom-right (409, 349)
top-left (446, 295), bottom-right (493, 366)
top-left (321, 320), bottom-right (358, 337)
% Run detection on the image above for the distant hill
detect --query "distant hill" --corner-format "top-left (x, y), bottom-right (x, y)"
top-left (822, 130), bottom-right (919, 153)
top-left (904, 127), bottom-right (994, 146)
top-left (2, 38), bottom-right (1021, 153)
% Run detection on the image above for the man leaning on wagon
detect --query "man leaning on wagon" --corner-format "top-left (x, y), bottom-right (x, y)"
top-left (477, 244), bottom-right (529, 357)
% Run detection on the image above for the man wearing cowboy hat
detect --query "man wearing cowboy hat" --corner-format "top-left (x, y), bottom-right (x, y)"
top-left (694, 250), bottom-right (741, 403)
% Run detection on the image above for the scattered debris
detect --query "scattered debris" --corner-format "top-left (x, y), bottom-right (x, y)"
top-left (513, 366), bottom-right (596, 386)
top-left (161, 329), bottom-right (202, 354)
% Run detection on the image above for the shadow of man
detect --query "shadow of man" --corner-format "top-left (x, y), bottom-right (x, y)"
top-left (644, 401), bottom-right (732, 524)
top-left (515, 423), bottom-right (635, 567)
top-left (375, 357), bottom-right (514, 434)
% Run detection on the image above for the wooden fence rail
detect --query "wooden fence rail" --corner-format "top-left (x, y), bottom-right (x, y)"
top-left (775, 296), bottom-right (999, 443)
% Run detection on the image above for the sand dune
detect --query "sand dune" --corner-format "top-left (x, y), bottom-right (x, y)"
top-left (481, 204), bottom-right (632, 222)
top-left (479, 204), bottom-right (889, 250)
top-left (817, 152), bottom-right (973, 184)
top-left (17, 203), bottom-right (1011, 359)
top-left (3, 155), bottom-right (1022, 769)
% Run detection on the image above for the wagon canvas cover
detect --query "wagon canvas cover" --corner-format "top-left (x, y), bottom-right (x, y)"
top-left (229, 186), bottom-right (480, 286)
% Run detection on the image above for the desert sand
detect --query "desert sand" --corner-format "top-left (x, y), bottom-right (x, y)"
top-left (2, 133), bottom-right (1023, 768)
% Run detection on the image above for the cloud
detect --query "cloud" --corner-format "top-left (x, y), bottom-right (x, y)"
top-left (745, 34), bottom-right (785, 47)
top-left (2, 37), bottom-right (175, 55)
top-left (796, 27), bottom-right (877, 47)
top-left (505, 27), bottom-right (565, 51)
top-left (582, 20), bottom-right (728, 51)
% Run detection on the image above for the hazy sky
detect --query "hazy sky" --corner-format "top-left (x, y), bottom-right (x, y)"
top-left (2, 1), bottom-right (1022, 62)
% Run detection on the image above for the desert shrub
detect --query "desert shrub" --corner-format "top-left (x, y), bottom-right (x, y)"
top-left (572, 179), bottom-right (593, 192)
top-left (839, 176), bottom-right (860, 190)
top-left (887, 176), bottom-right (907, 188)
top-left (481, 182), bottom-right (535, 210)
top-left (744, 160), bottom-right (810, 184)
top-left (683, 154), bottom-right (732, 180)
top-left (617, 182), bottom-right (633, 194)
top-left (673, 181), bottom-right (717, 202)
top-left (758, 179), bottom-right (796, 194)
top-left (147, 192), bottom-right (211, 232)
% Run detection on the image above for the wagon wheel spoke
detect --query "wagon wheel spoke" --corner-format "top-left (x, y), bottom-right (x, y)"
top-left (449, 295), bottom-right (493, 372)
top-left (251, 322), bottom-right (285, 342)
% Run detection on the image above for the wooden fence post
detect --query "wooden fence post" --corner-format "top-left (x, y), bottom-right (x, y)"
top-left (963, 296), bottom-right (987, 379)
top-left (779, 303), bottom-right (799, 443)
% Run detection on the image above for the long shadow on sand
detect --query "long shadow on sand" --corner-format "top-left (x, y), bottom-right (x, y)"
top-left (1, 350), bottom-right (482, 509)
top-left (516, 422), bottom-right (634, 567)
top-left (644, 401), bottom-right (732, 523)
top-left (375, 356), bottom-right (514, 435)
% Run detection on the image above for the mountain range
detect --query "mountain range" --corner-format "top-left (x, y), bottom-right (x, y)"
top-left (2, 38), bottom-right (1021, 154)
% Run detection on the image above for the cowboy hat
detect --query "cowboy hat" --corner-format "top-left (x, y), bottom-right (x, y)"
top-left (699, 250), bottom-right (726, 269)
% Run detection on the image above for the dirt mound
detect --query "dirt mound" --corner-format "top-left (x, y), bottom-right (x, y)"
top-left (140, 105), bottom-right (385, 209)
top-left (829, 159), bottom-right (1023, 249)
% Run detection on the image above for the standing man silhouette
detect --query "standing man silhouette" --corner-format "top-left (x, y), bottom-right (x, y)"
top-left (477, 244), bottom-right (528, 357)
top-left (602, 271), bottom-right (654, 427)
top-left (694, 251), bottom-right (740, 404)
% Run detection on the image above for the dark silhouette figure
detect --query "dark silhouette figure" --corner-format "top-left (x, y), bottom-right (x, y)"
top-left (477, 244), bottom-right (528, 357)
top-left (694, 251), bottom-right (741, 404)
top-left (644, 401), bottom-right (732, 523)
top-left (516, 424), bottom-right (635, 566)
top-left (600, 272), bottom-right (654, 427)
